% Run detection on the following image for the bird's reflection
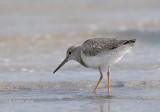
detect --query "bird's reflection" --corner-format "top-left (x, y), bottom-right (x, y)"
top-left (108, 99), bottom-right (111, 112)
top-left (99, 100), bottom-right (111, 112)
top-left (97, 95), bottom-right (111, 112)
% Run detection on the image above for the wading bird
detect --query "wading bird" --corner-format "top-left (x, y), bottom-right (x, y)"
top-left (53, 38), bottom-right (136, 94)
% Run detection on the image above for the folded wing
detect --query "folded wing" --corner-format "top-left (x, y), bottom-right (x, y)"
top-left (81, 38), bottom-right (131, 56)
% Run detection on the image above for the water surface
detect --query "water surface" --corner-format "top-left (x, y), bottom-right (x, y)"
top-left (0, 0), bottom-right (160, 112)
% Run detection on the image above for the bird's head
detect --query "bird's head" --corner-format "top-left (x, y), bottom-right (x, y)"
top-left (53, 46), bottom-right (79, 74)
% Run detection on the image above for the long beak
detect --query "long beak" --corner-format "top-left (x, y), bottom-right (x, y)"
top-left (53, 56), bottom-right (69, 74)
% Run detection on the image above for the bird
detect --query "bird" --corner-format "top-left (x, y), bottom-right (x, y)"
top-left (53, 38), bottom-right (136, 94)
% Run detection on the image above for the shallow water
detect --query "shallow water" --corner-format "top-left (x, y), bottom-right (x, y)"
top-left (0, 32), bottom-right (160, 112)
top-left (0, 0), bottom-right (160, 112)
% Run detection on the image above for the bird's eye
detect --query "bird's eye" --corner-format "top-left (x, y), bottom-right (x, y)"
top-left (69, 52), bottom-right (71, 55)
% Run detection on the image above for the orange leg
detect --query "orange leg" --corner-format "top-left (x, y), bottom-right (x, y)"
top-left (107, 66), bottom-right (110, 94)
top-left (94, 67), bottom-right (103, 93)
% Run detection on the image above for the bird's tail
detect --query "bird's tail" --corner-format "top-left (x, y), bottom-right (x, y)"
top-left (123, 39), bottom-right (136, 45)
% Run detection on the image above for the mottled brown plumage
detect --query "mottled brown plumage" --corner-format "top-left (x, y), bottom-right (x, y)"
top-left (82, 38), bottom-right (135, 56)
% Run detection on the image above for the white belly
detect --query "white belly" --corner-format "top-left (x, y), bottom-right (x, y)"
top-left (81, 45), bottom-right (131, 69)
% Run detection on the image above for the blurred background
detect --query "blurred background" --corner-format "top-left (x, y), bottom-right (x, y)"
top-left (0, 0), bottom-right (160, 112)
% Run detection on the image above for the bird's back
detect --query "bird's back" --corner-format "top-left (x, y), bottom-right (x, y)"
top-left (81, 38), bottom-right (130, 56)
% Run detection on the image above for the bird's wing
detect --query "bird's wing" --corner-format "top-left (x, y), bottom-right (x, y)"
top-left (81, 38), bottom-right (128, 56)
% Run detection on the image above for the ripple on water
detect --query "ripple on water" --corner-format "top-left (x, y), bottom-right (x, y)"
top-left (0, 81), bottom-right (160, 91)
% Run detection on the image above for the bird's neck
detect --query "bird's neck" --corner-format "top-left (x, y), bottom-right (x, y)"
top-left (74, 46), bottom-right (82, 63)
top-left (74, 46), bottom-right (88, 67)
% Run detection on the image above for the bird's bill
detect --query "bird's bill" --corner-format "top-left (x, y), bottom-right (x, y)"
top-left (53, 57), bottom-right (68, 74)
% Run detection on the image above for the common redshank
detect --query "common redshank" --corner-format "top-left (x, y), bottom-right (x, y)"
top-left (53, 38), bottom-right (136, 94)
